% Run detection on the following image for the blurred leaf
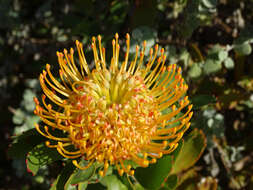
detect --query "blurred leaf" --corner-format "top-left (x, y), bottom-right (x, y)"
top-left (70, 160), bottom-right (96, 185)
top-left (191, 94), bottom-right (216, 109)
top-left (188, 63), bottom-right (202, 79)
top-left (179, 0), bottom-right (217, 39)
top-left (131, 26), bottom-right (157, 56)
top-left (203, 59), bottom-right (222, 74)
top-left (8, 128), bottom-right (46, 159)
top-left (234, 42), bottom-right (252, 56)
top-left (207, 45), bottom-right (221, 55)
top-left (202, 0), bottom-right (217, 8)
top-left (26, 143), bottom-right (63, 175)
top-left (171, 129), bottom-right (206, 174)
top-left (50, 161), bottom-right (76, 190)
top-left (207, 45), bottom-right (228, 62)
top-left (135, 154), bottom-right (173, 190)
top-left (23, 115), bottom-right (40, 130)
top-left (25, 79), bottom-right (40, 89)
top-left (12, 109), bottom-right (26, 125)
top-left (233, 25), bottom-right (253, 56)
top-left (192, 108), bottom-right (224, 148)
top-left (178, 49), bottom-right (191, 67)
top-left (180, 13), bottom-right (201, 39)
top-left (100, 175), bottom-right (128, 190)
top-left (218, 50), bottom-right (228, 62)
top-left (199, 4), bottom-right (216, 14)
top-left (224, 57), bottom-right (234, 69)
top-left (22, 89), bottom-right (36, 111)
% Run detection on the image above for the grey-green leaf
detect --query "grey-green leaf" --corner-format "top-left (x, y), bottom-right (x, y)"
top-left (224, 57), bottom-right (234, 69)
top-left (234, 42), bottom-right (252, 56)
top-left (203, 59), bottom-right (222, 74)
top-left (188, 63), bottom-right (202, 78)
top-left (202, 0), bottom-right (217, 8)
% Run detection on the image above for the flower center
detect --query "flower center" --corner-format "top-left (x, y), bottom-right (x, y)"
top-left (67, 69), bottom-right (160, 164)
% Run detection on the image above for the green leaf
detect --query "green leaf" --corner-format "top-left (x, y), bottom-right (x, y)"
top-left (224, 57), bottom-right (234, 69)
top-left (50, 162), bottom-right (76, 190)
top-left (191, 95), bottom-right (216, 109)
top-left (70, 160), bottom-right (96, 185)
top-left (203, 59), bottom-right (222, 74)
top-left (26, 154), bottom-right (40, 175)
top-left (171, 129), bottom-right (206, 174)
top-left (135, 155), bottom-right (173, 190)
top-left (100, 175), bottom-right (128, 190)
top-left (134, 183), bottom-right (145, 190)
top-left (171, 140), bottom-right (184, 161)
top-left (78, 182), bottom-right (88, 190)
top-left (234, 42), bottom-right (252, 56)
top-left (26, 143), bottom-right (63, 175)
top-left (8, 128), bottom-right (46, 159)
top-left (165, 175), bottom-right (178, 190)
top-left (188, 63), bottom-right (202, 79)
top-left (116, 174), bottom-right (133, 190)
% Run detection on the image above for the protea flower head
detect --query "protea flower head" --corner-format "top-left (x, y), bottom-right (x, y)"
top-left (34, 33), bottom-right (193, 176)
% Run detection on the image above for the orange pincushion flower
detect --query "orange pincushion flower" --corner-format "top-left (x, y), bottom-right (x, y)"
top-left (34, 33), bottom-right (192, 176)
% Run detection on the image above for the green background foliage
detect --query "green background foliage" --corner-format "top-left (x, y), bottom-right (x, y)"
top-left (2, 0), bottom-right (253, 189)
